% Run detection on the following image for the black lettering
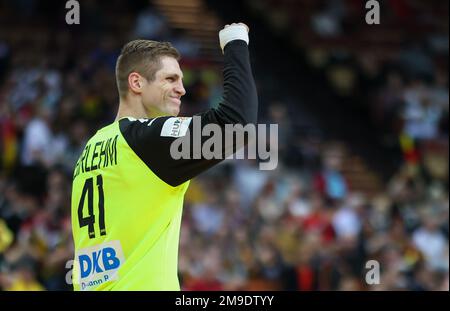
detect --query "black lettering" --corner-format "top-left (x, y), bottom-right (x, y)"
top-left (78, 174), bottom-right (106, 239)
top-left (84, 144), bottom-right (92, 172)
top-left (74, 158), bottom-right (81, 179)
top-left (108, 135), bottom-right (118, 165)
top-left (97, 175), bottom-right (106, 236)
top-left (101, 139), bottom-right (110, 168)
top-left (91, 141), bottom-right (102, 170)
top-left (80, 145), bottom-right (88, 173)
top-left (171, 120), bottom-right (180, 136)
top-left (78, 177), bottom-right (95, 238)
top-left (97, 140), bottom-right (105, 168)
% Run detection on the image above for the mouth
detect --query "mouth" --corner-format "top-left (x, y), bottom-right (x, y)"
top-left (169, 97), bottom-right (181, 105)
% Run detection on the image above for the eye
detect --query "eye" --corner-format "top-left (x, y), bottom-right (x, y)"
top-left (166, 77), bottom-right (175, 82)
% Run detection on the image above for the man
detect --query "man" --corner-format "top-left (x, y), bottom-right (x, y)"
top-left (71, 23), bottom-right (258, 290)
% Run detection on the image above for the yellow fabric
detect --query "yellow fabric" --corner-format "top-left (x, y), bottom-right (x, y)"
top-left (0, 219), bottom-right (13, 253)
top-left (71, 120), bottom-right (189, 291)
top-left (7, 278), bottom-right (45, 291)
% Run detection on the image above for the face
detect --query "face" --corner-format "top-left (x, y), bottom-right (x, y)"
top-left (140, 56), bottom-right (186, 117)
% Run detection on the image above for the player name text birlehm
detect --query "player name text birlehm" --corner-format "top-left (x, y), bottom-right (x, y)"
top-left (73, 135), bottom-right (118, 179)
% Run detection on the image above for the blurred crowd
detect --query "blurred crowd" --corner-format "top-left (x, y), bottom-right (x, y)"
top-left (179, 143), bottom-right (449, 290)
top-left (0, 0), bottom-right (448, 291)
top-left (256, 0), bottom-right (449, 144)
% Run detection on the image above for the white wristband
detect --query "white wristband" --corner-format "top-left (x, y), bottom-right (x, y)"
top-left (219, 24), bottom-right (249, 53)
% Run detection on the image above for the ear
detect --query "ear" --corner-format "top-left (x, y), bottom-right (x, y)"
top-left (128, 72), bottom-right (144, 95)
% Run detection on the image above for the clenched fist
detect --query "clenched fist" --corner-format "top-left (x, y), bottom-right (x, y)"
top-left (219, 22), bottom-right (249, 53)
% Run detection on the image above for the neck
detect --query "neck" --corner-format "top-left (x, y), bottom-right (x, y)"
top-left (115, 95), bottom-right (149, 121)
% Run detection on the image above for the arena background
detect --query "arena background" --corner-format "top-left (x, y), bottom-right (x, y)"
top-left (0, 0), bottom-right (448, 291)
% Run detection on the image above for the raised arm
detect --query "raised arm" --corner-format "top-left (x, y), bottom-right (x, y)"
top-left (120, 23), bottom-right (258, 187)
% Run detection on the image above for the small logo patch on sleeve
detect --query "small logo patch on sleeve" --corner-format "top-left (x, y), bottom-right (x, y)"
top-left (161, 117), bottom-right (192, 137)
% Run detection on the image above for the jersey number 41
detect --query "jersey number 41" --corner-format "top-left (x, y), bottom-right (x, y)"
top-left (77, 174), bottom-right (106, 239)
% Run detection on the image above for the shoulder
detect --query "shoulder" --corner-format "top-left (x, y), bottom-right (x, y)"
top-left (119, 116), bottom-right (192, 139)
top-left (119, 117), bottom-right (158, 131)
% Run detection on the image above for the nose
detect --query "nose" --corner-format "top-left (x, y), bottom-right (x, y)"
top-left (174, 81), bottom-right (186, 97)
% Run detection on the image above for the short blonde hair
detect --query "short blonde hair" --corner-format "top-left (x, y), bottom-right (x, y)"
top-left (115, 40), bottom-right (180, 98)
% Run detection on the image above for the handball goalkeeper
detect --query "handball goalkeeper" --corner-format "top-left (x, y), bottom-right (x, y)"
top-left (70, 23), bottom-right (258, 290)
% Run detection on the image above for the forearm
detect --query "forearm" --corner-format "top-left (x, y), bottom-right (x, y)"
top-left (215, 40), bottom-right (258, 125)
top-left (198, 23), bottom-right (258, 127)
